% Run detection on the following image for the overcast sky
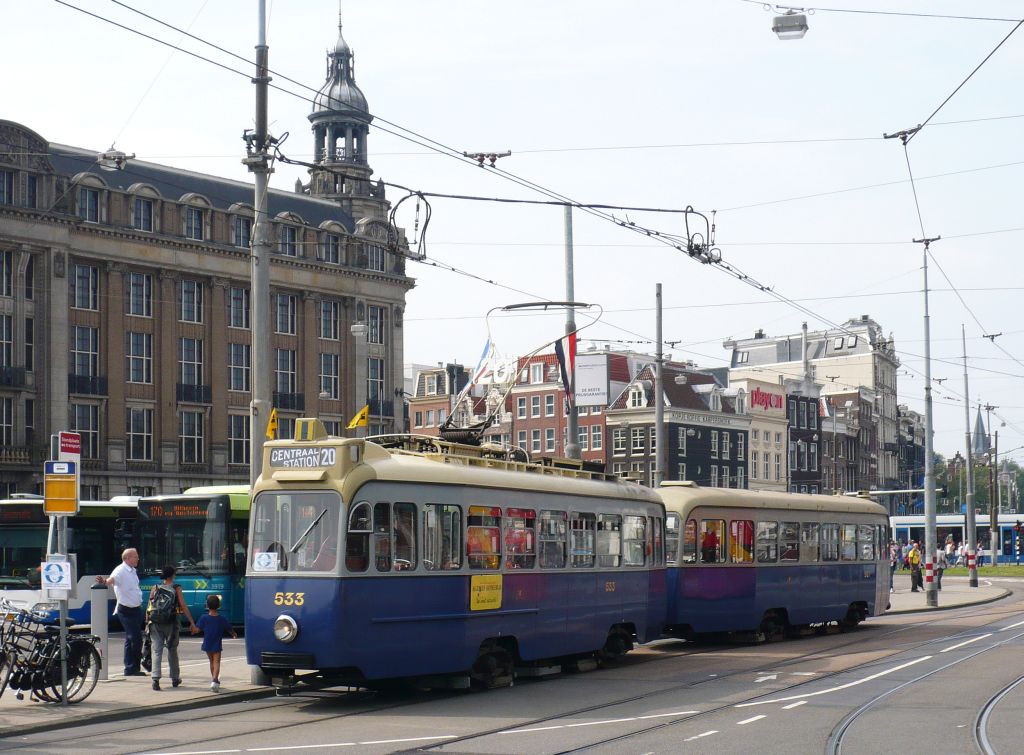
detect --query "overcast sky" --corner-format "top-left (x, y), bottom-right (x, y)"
top-left (7, 1), bottom-right (1024, 462)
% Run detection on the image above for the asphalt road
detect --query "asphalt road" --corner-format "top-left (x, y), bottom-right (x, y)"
top-left (5, 588), bottom-right (1024, 755)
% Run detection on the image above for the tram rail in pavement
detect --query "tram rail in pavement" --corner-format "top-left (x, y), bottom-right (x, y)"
top-left (0, 577), bottom-right (1010, 739)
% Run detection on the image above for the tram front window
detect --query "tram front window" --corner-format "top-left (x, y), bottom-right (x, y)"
top-left (250, 491), bottom-right (342, 573)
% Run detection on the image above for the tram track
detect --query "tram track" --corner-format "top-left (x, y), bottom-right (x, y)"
top-left (974, 673), bottom-right (1024, 755)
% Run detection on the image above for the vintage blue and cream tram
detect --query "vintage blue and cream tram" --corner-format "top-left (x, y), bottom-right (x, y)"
top-left (660, 483), bottom-right (890, 638)
top-left (245, 420), bottom-right (666, 688)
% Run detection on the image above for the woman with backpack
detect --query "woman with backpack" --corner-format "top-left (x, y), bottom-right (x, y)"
top-left (148, 565), bottom-right (198, 691)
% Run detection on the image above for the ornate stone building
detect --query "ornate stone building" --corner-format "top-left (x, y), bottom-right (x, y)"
top-left (0, 19), bottom-right (413, 496)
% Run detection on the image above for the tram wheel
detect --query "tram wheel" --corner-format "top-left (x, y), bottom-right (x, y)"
top-left (470, 648), bottom-right (514, 690)
top-left (598, 629), bottom-right (634, 663)
top-left (838, 605), bottom-right (865, 631)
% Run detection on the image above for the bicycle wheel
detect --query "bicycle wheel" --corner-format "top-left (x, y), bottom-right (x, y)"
top-left (0, 651), bottom-right (11, 700)
top-left (64, 642), bottom-right (100, 704)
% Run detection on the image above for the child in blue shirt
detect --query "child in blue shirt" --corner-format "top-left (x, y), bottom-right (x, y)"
top-left (195, 594), bottom-right (237, 692)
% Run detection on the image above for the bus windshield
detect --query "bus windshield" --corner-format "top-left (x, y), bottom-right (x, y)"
top-left (0, 525), bottom-right (46, 589)
top-left (138, 497), bottom-right (231, 577)
top-left (250, 491), bottom-right (341, 573)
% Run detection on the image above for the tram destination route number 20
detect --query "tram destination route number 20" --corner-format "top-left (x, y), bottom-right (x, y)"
top-left (269, 447), bottom-right (337, 468)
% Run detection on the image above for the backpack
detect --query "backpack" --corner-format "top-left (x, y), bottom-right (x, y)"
top-left (149, 585), bottom-right (178, 624)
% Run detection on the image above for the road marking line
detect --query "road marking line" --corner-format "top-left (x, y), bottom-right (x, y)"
top-left (144, 750), bottom-right (242, 755)
top-left (358, 736), bottom-right (458, 745)
top-left (737, 715), bottom-right (766, 725)
top-left (999, 620), bottom-right (1024, 632)
top-left (247, 745), bottom-right (355, 752)
top-left (636, 711), bottom-right (699, 720)
top-left (500, 725), bottom-right (564, 734)
top-left (790, 672), bottom-right (816, 676)
top-left (683, 730), bottom-right (718, 742)
top-left (783, 701), bottom-right (807, 710)
top-left (735, 656), bottom-right (932, 707)
top-left (940, 634), bottom-right (992, 653)
top-left (567, 718), bottom-right (636, 728)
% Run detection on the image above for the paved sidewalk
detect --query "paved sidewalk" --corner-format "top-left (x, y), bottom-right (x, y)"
top-left (1, 578), bottom-right (1012, 738)
top-left (0, 636), bottom-right (268, 740)
top-left (886, 573), bottom-right (1011, 614)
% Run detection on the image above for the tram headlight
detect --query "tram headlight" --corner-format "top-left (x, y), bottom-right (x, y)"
top-left (273, 614), bottom-right (299, 643)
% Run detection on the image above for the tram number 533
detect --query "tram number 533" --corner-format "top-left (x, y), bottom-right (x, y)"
top-left (273, 592), bottom-right (305, 606)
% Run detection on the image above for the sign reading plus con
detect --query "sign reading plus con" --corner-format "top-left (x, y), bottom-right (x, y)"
top-left (750, 387), bottom-right (784, 412)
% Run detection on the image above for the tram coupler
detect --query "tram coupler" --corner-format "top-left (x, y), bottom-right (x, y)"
top-left (270, 672), bottom-right (296, 695)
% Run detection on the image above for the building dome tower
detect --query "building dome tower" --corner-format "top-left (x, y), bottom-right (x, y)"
top-left (308, 12), bottom-right (386, 220)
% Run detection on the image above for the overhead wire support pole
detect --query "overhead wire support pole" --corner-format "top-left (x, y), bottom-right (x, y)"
top-left (564, 205), bottom-right (580, 460)
top-left (243, 0), bottom-right (273, 487)
top-left (984, 402), bottom-right (999, 567)
top-left (914, 234), bottom-right (941, 608)
top-left (654, 284), bottom-right (664, 488)
top-left (962, 326), bottom-right (978, 587)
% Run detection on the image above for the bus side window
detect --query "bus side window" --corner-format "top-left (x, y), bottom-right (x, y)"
top-left (423, 504), bottom-right (462, 570)
top-left (539, 510), bottom-right (567, 569)
top-left (665, 514), bottom-right (680, 565)
top-left (700, 519), bottom-right (725, 564)
top-left (682, 519), bottom-right (697, 564)
top-left (755, 521), bottom-right (778, 563)
top-left (730, 520), bottom-right (753, 564)
top-left (393, 503), bottom-right (416, 571)
top-left (570, 512), bottom-right (596, 568)
top-left (345, 501), bottom-right (371, 572)
top-left (801, 522), bottom-right (820, 562)
top-left (374, 503), bottom-right (392, 572)
top-left (467, 506), bottom-right (501, 570)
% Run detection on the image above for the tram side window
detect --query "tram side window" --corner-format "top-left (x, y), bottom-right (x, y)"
top-left (393, 502), bottom-right (417, 570)
top-left (423, 504), bottom-right (462, 571)
top-left (651, 516), bottom-right (665, 566)
top-left (821, 523), bottom-right (839, 561)
top-left (801, 522), bottom-right (820, 562)
top-left (504, 508), bottom-right (536, 569)
top-left (666, 513), bottom-right (680, 564)
top-left (596, 514), bottom-right (622, 568)
top-left (623, 515), bottom-right (646, 566)
top-left (539, 510), bottom-right (567, 569)
top-left (700, 519), bottom-right (725, 564)
top-left (780, 521), bottom-right (800, 562)
top-left (841, 524), bottom-right (858, 561)
top-left (467, 506), bottom-right (501, 570)
top-left (571, 512), bottom-right (596, 568)
top-left (374, 502), bottom-right (392, 572)
top-left (345, 501), bottom-right (372, 572)
top-left (857, 524), bottom-right (875, 561)
top-left (730, 520), bottom-right (754, 563)
top-left (682, 519), bottom-right (697, 563)
top-left (756, 521), bottom-right (778, 563)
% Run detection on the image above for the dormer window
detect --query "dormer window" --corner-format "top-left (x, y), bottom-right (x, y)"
top-left (425, 375), bottom-right (437, 395)
top-left (133, 197), bottom-right (153, 232)
top-left (530, 364), bottom-right (544, 384)
top-left (629, 387), bottom-right (645, 408)
top-left (185, 207), bottom-right (204, 240)
top-left (233, 216), bottom-right (252, 248)
top-left (78, 187), bottom-right (99, 222)
top-left (279, 225), bottom-right (298, 256)
top-left (833, 336), bottom-right (845, 350)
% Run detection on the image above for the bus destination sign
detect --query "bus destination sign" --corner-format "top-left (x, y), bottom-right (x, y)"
top-left (269, 447), bottom-right (336, 468)
top-left (142, 502), bottom-right (207, 519)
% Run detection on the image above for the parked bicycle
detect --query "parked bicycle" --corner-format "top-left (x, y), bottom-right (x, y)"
top-left (0, 597), bottom-right (101, 704)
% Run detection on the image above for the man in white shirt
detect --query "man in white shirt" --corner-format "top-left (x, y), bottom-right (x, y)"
top-left (96, 548), bottom-right (146, 676)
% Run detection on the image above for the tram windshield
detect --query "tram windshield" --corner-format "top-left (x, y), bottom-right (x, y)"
top-left (250, 491), bottom-right (341, 573)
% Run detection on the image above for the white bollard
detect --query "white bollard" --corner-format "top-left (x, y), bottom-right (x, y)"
top-left (90, 583), bottom-right (110, 681)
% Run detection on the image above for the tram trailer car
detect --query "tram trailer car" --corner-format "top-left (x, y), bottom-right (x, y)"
top-left (245, 420), bottom-right (667, 689)
top-left (659, 483), bottom-right (890, 638)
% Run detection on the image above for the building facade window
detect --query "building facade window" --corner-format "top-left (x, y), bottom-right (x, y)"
top-left (545, 428), bottom-right (556, 452)
top-left (228, 287), bottom-right (250, 329)
top-left (323, 234), bottom-right (341, 264)
top-left (531, 396), bottom-right (541, 417)
top-left (517, 430), bottom-right (527, 449)
top-left (319, 299), bottom-right (340, 340)
top-left (368, 305), bottom-right (386, 345)
top-left (275, 349), bottom-right (297, 393)
top-left (629, 387), bottom-right (644, 408)
top-left (751, 451), bottom-right (759, 480)
top-left (228, 414), bottom-right (250, 465)
top-left (71, 404), bottom-right (99, 458)
top-left (677, 462), bottom-right (687, 480)
top-left (0, 316), bottom-right (10, 368)
top-left (545, 394), bottom-right (555, 416)
top-left (319, 353), bottom-right (339, 399)
top-left (516, 397), bottom-right (527, 419)
top-left (631, 427), bottom-right (645, 453)
top-left (0, 171), bottom-right (13, 205)
top-left (25, 175), bottom-right (36, 209)
top-left (591, 425), bottom-right (602, 450)
top-left (232, 216), bottom-right (251, 248)
top-left (710, 466), bottom-right (718, 487)
top-left (578, 426), bottom-right (588, 450)
top-left (789, 400), bottom-right (797, 426)
top-left (71, 264), bottom-right (99, 310)
top-left (366, 242), bottom-right (385, 272)
top-left (0, 397), bottom-right (11, 447)
top-left (126, 332), bottom-right (153, 384)
top-left (765, 452), bottom-right (771, 480)
top-left (737, 466), bottom-right (745, 489)
top-left (531, 429), bottom-right (541, 453)
top-left (367, 357), bottom-right (385, 407)
top-left (721, 433), bottom-right (730, 460)
top-left (530, 364), bottom-right (544, 384)
top-left (789, 441), bottom-right (797, 470)
top-left (613, 428), bottom-right (626, 455)
top-left (228, 343), bottom-right (250, 391)
top-left (78, 187), bottom-right (99, 222)
top-left (710, 430), bottom-right (719, 458)
top-left (126, 407), bottom-right (153, 461)
top-left (184, 206), bottom-right (204, 240)
top-left (179, 410), bottom-right (204, 464)
top-left (275, 294), bottom-right (297, 335)
top-left (279, 225), bottom-right (298, 256)
top-left (737, 434), bottom-right (745, 460)
top-left (775, 453), bottom-right (782, 481)
top-left (132, 197), bottom-right (153, 232)
top-left (24, 317), bottom-right (33, 372)
top-left (179, 338), bottom-right (204, 386)
top-left (71, 326), bottom-right (99, 377)
top-left (810, 443), bottom-right (818, 471)
top-left (799, 402), bottom-right (808, 429)
top-left (0, 251), bottom-right (11, 297)
top-left (180, 280), bottom-right (204, 323)
top-left (125, 272), bottom-right (152, 317)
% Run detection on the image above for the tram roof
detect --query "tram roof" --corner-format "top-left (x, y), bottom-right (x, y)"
top-left (657, 482), bottom-right (888, 517)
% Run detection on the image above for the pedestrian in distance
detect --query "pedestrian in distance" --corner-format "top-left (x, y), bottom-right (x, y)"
top-left (934, 546), bottom-right (947, 591)
top-left (195, 594), bottom-right (237, 692)
top-left (147, 565), bottom-right (198, 691)
top-left (888, 541), bottom-right (898, 593)
top-left (96, 547), bottom-right (147, 676)
top-left (908, 542), bottom-right (922, 592)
